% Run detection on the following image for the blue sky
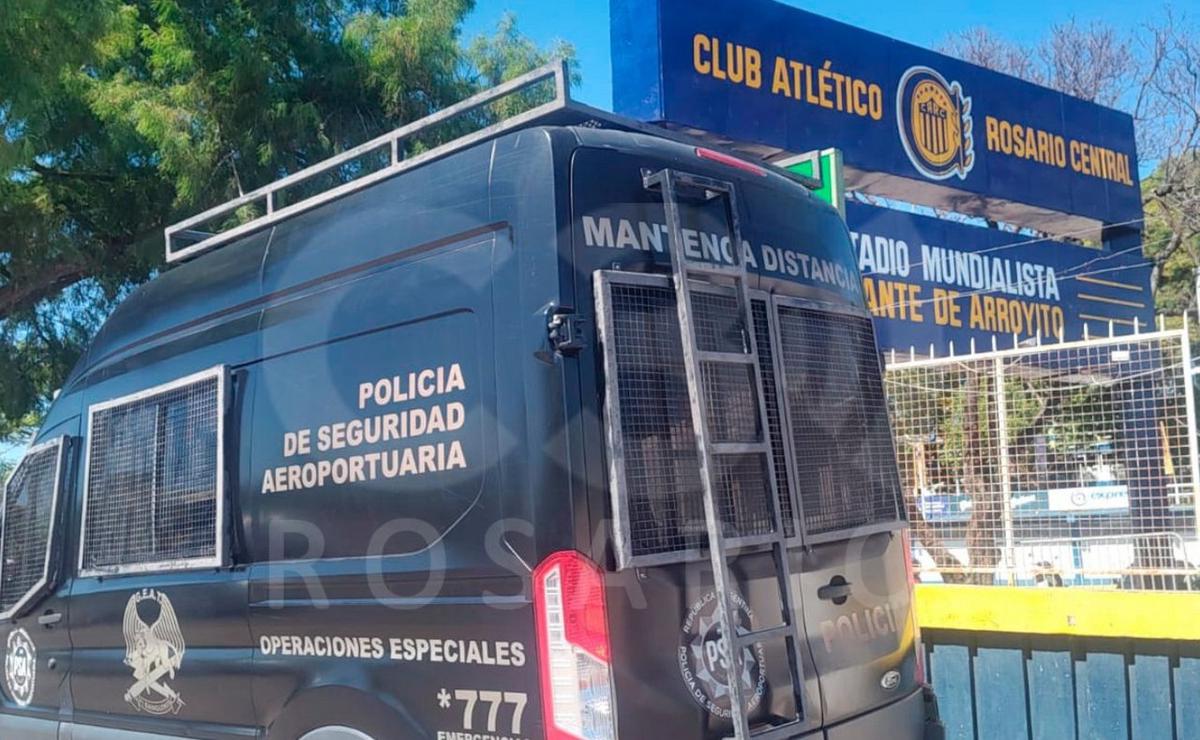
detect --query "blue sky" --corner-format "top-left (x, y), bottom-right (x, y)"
top-left (463, 0), bottom-right (1155, 109)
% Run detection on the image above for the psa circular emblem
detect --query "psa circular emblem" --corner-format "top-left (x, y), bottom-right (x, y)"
top-left (897, 66), bottom-right (975, 181)
top-left (5, 628), bottom-right (36, 707)
top-left (678, 590), bottom-right (767, 719)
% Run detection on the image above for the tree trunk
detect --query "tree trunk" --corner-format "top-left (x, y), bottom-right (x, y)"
top-left (901, 440), bottom-right (971, 584)
top-left (962, 372), bottom-right (1003, 585)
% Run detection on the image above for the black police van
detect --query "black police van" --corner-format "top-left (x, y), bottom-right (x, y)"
top-left (0, 62), bottom-right (940, 739)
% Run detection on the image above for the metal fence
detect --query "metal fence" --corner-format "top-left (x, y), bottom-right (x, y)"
top-left (885, 323), bottom-right (1200, 590)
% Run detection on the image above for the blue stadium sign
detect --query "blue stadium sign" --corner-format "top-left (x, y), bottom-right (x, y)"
top-left (846, 202), bottom-right (1153, 351)
top-left (611, 0), bottom-right (1143, 232)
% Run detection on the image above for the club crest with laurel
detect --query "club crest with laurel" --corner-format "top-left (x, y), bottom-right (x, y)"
top-left (123, 589), bottom-right (186, 715)
top-left (896, 65), bottom-right (975, 181)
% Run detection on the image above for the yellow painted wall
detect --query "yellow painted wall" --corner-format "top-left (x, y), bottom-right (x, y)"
top-left (915, 584), bottom-right (1200, 640)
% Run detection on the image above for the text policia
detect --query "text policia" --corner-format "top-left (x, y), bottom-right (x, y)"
top-left (261, 364), bottom-right (469, 494)
top-left (855, 231), bottom-right (1065, 339)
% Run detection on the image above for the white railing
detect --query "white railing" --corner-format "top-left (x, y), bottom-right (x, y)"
top-left (887, 318), bottom-right (1200, 591)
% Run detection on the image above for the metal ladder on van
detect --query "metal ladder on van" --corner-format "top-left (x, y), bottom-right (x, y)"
top-left (643, 169), bottom-right (808, 739)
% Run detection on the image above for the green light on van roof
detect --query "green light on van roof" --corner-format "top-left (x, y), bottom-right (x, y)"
top-left (778, 148), bottom-right (845, 220)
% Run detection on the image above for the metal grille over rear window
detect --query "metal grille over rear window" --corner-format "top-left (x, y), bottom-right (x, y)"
top-left (0, 438), bottom-right (65, 617)
top-left (598, 279), bottom-right (777, 565)
top-left (751, 299), bottom-right (797, 538)
top-left (774, 304), bottom-right (902, 535)
top-left (80, 367), bottom-right (225, 575)
top-left (596, 273), bottom-right (903, 566)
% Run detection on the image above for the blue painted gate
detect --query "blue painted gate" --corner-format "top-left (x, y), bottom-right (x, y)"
top-left (925, 630), bottom-right (1200, 740)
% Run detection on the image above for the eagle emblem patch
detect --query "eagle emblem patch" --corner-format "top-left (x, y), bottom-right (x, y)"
top-left (123, 589), bottom-right (186, 715)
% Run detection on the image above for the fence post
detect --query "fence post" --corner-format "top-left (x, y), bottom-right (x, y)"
top-left (994, 355), bottom-right (1017, 585)
top-left (1181, 318), bottom-right (1200, 548)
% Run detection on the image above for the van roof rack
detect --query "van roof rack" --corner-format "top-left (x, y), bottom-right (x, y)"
top-left (164, 59), bottom-right (818, 264)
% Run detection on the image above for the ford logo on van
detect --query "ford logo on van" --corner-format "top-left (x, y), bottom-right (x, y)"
top-left (881, 670), bottom-right (902, 691)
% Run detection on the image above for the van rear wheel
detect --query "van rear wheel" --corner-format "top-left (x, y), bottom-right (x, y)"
top-left (298, 727), bottom-right (376, 740)
top-left (267, 686), bottom-right (418, 739)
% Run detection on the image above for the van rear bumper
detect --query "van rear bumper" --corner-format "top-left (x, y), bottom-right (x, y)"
top-left (824, 685), bottom-right (944, 740)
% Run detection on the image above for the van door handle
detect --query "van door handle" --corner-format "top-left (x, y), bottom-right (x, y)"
top-left (817, 578), bottom-right (853, 603)
top-left (37, 610), bottom-right (62, 627)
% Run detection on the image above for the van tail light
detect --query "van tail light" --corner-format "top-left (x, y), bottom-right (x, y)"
top-left (533, 551), bottom-right (617, 740)
top-left (901, 529), bottom-right (927, 685)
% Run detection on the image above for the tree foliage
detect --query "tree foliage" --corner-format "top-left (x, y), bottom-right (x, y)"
top-left (0, 0), bottom-right (573, 438)
top-left (924, 16), bottom-right (1200, 577)
top-left (940, 20), bottom-right (1132, 106)
top-left (940, 12), bottom-right (1200, 316)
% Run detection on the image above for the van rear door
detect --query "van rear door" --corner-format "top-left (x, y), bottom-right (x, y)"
top-left (571, 143), bottom-right (922, 736)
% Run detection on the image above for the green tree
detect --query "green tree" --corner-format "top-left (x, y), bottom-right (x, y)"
top-left (0, 0), bottom-right (573, 438)
top-left (941, 13), bottom-right (1200, 316)
top-left (934, 15), bottom-right (1200, 578)
top-left (1142, 155), bottom-right (1200, 320)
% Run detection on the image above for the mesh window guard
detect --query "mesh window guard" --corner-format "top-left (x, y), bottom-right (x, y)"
top-left (597, 274), bottom-right (787, 566)
top-left (752, 299), bottom-right (797, 538)
top-left (80, 367), bottom-right (225, 575)
top-left (597, 273), bottom-right (905, 566)
top-left (774, 303), bottom-right (903, 536)
top-left (0, 438), bottom-right (65, 617)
